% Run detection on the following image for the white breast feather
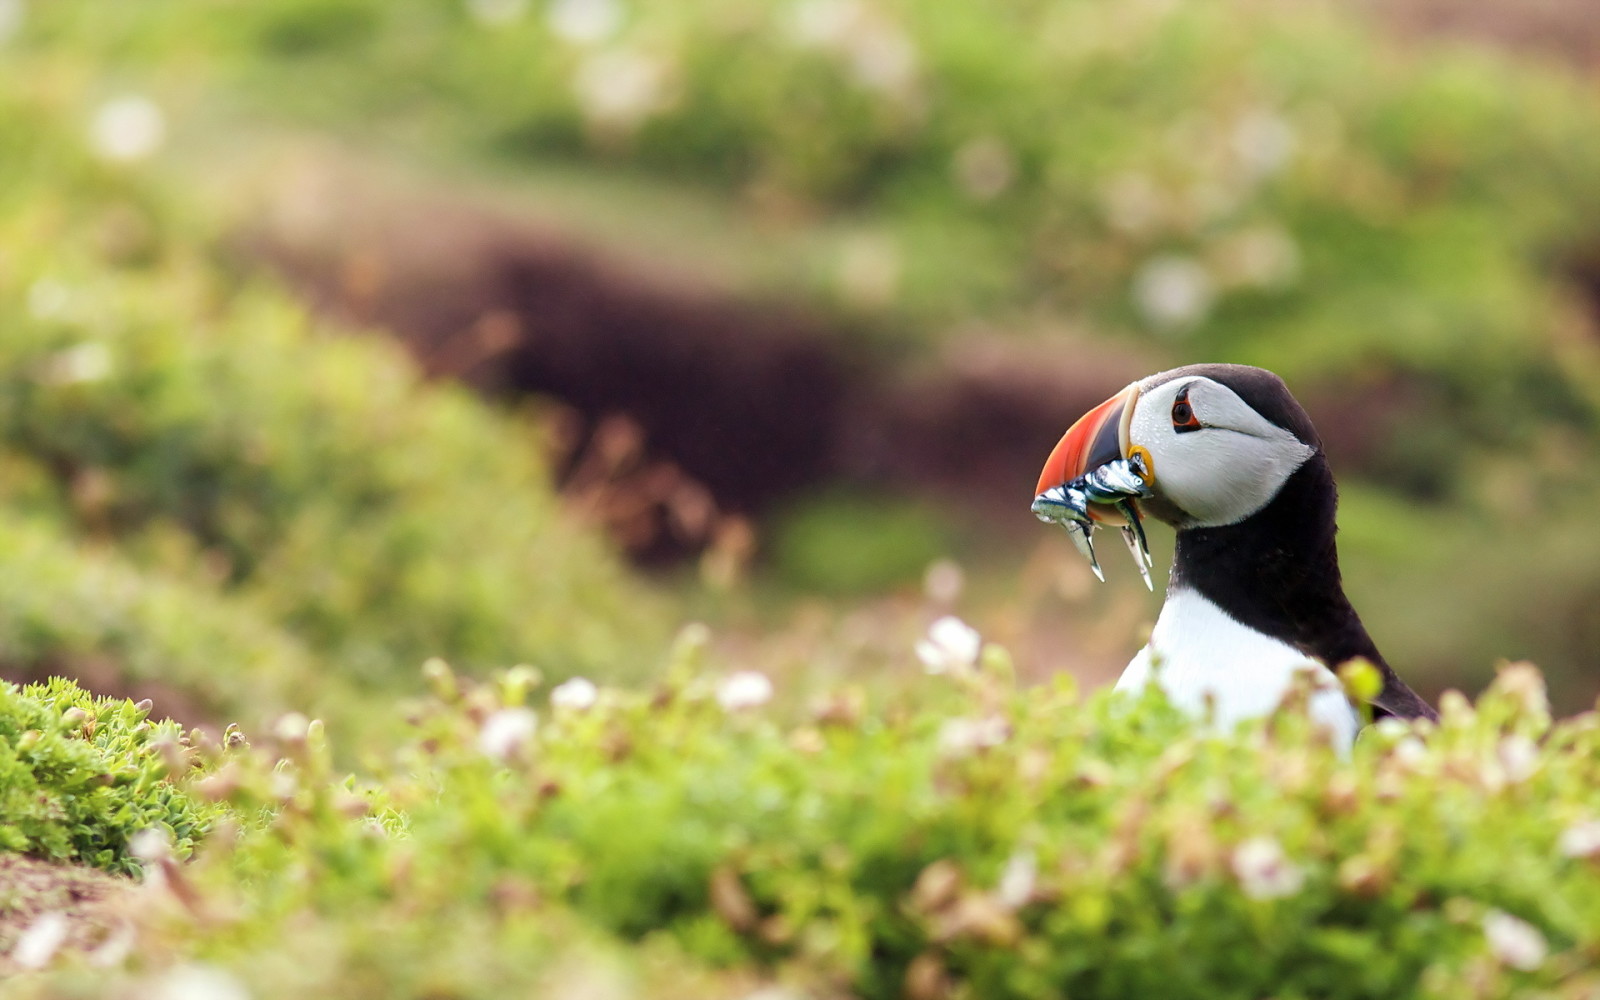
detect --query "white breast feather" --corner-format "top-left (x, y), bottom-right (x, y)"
top-left (1115, 589), bottom-right (1359, 749)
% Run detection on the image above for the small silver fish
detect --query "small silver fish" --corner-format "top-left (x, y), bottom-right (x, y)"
top-left (1031, 455), bottom-right (1154, 588)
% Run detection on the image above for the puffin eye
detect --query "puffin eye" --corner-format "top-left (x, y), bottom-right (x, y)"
top-left (1171, 389), bottom-right (1202, 433)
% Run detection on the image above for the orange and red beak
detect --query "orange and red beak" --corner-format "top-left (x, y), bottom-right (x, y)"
top-left (1035, 381), bottom-right (1141, 521)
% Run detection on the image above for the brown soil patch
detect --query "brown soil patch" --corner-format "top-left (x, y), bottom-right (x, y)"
top-left (0, 854), bottom-right (132, 975)
top-left (235, 157), bottom-right (1157, 561)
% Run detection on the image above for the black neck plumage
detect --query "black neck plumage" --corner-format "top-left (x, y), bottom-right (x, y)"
top-left (1167, 456), bottom-right (1437, 720)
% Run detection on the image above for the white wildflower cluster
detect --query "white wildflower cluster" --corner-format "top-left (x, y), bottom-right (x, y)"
top-left (10, 912), bottom-right (69, 971)
top-left (42, 343), bottom-right (113, 386)
top-left (1230, 836), bottom-right (1305, 900)
top-left (547, 0), bottom-right (622, 43)
top-left (89, 95), bottom-right (166, 163)
top-left (936, 716), bottom-right (1007, 755)
top-left (1558, 818), bottom-right (1600, 859)
top-left (152, 964), bottom-right (254, 1000)
top-left (996, 849), bottom-right (1037, 909)
top-left (1483, 909), bottom-right (1547, 971)
top-left (785, 0), bottom-right (918, 97)
top-left (550, 676), bottom-right (599, 711)
top-left (1496, 734), bottom-right (1539, 784)
top-left (916, 615), bottom-right (981, 676)
top-left (1131, 254), bottom-right (1214, 335)
top-left (572, 48), bottom-right (669, 131)
top-left (1211, 225), bottom-right (1300, 290)
top-left (478, 707), bottom-right (539, 762)
top-left (1231, 109), bottom-right (1296, 181)
top-left (0, 0), bottom-right (23, 44)
top-left (835, 232), bottom-right (901, 307)
top-left (717, 670), bottom-right (774, 711)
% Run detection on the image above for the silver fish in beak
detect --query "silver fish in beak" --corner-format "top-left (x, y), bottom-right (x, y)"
top-left (1032, 382), bottom-right (1156, 588)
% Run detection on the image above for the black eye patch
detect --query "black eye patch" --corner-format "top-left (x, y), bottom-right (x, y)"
top-left (1172, 387), bottom-right (1202, 433)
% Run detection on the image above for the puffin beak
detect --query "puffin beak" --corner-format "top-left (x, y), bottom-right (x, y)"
top-left (1035, 382), bottom-right (1140, 505)
top-left (1032, 381), bottom-right (1154, 587)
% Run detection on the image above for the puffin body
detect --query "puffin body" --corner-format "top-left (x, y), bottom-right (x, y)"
top-left (1116, 590), bottom-right (1361, 748)
top-left (1035, 364), bottom-right (1437, 744)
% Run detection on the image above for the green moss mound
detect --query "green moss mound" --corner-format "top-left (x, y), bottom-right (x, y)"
top-left (0, 677), bottom-right (219, 876)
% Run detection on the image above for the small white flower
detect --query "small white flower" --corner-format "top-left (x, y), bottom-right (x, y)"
top-left (273, 712), bottom-right (310, 743)
top-left (152, 964), bottom-right (253, 1000)
top-left (787, 0), bottom-right (860, 48)
top-left (11, 912), bottom-right (69, 971)
top-left (1373, 717), bottom-right (1410, 738)
top-left (1231, 836), bottom-right (1305, 900)
top-left (478, 707), bottom-right (539, 761)
top-left (89, 95), bottom-right (166, 163)
top-left (1132, 254), bottom-right (1214, 334)
top-left (717, 671), bottom-right (774, 711)
top-left (1498, 734), bottom-right (1539, 783)
top-left (1232, 109), bottom-right (1296, 180)
top-left (128, 827), bottom-right (172, 865)
top-left (997, 849), bottom-right (1037, 909)
top-left (1484, 909), bottom-right (1547, 971)
top-left (1392, 736), bottom-right (1428, 768)
top-left (916, 615), bottom-right (981, 675)
top-left (922, 559), bottom-right (965, 605)
top-left (835, 232), bottom-right (901, 308)
top-left (465, 0), bottom-right (528, 25)
top-left (937, 716), bottom-right (1008, 755)
top-left (1559, 819), bottom-right (1600, 859)
top-left (572, 48), bottom-right (667, 129)
top-left (551, 676), bottom-right (599, 711)
top-left (26, 277), bottom-right (72, 321)
top-left (846, 26), bottom-right (916, 94)
top-left (0, 0), bottom-right (23, 44)
top-left (548, 0), bottom-right (622, 43)
top-left (1213, 225), bottom-right (1300, 289)
top-left (44, 342), bottom-right (113, 385)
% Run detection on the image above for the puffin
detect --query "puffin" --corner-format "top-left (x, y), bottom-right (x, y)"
top-left (1032, 363), bottom-right (1437, 746)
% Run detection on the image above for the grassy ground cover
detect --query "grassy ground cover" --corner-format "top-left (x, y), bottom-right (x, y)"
top-left (7, 655), bottom-right (1600, 998)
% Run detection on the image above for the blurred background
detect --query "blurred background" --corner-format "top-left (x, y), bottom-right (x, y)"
top-left (3, 0), bottom-right (1599, 740)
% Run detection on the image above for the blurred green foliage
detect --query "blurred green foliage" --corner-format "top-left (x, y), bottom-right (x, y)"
top-left (25, 0), bottom-right (1600, 402)
top-left (16, 654), bottom-right (1600, 997)
top-left (10, 0), bottom-right (1600, 700)
top-left (0, 677), bottom-right (217, 876)
top-left (0, 72), bottom-right (661, 730)
top-left (0, 513), bottom-right (313, 720)
top-left (0, 272), bottom-right (652, 686)
top-left (769, 489), bottom-right (952, 595)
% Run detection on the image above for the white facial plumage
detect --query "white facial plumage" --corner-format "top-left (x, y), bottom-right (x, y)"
top-left (1127, 375), bottom-right (1315, 528)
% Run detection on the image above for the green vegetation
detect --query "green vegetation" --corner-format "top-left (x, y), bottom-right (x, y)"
top-left (13, 658), bottom-right (1600, 998)
top-left (11, 0), bottom-right (1600, 698)
top-left (0, 63), bottom-right (661, 731)
top-left (0, 678), bottom-right (217, 876)
top-left (0, 269), bottom-right (653, 692)
top-left (26, 0), bottom-right (1600, 401)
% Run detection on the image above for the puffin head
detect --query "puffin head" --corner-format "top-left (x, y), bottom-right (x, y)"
top-left (1036, 363), bottom-right (1322, 531)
